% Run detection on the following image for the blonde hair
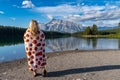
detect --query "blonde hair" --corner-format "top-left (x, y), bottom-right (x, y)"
top-left (28, 20), bottom-right (39, 37)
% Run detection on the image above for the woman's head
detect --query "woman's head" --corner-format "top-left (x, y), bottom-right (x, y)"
top-left (29, 20), bottom-right (39, 37)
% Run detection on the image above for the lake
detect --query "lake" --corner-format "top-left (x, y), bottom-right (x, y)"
top-left (0, 37), bottom-right (120, 62)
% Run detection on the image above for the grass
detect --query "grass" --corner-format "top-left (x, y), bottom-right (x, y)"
top-left (72, 28), bottom-right (120, 39)
top-left (79, 33), bottom-right (120, 39)
top-left (105, 33), bottom-right (120, 38)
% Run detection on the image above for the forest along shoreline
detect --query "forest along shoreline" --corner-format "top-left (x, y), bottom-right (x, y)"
top-left (1, 25), bottom-right (120, 40)
top-left (1, 50), bottom-right (120, 80)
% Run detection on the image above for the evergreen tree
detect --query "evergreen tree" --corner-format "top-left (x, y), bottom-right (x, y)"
top-left (91, 24), bottom-right (98, 35)
top-left (84, 26), bottom-right (91, 35)
top-left (0, 25), bottom-right (71, 39)
top-left (118, 22), bottom-right (120, 27)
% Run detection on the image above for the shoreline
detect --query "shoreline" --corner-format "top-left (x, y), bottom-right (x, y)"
top-left (0, 49), bottom-right (119, 64)
top-left (1, 49), bottom-right (120, 80)
top-left (0, 49), bottom-right (119, 63)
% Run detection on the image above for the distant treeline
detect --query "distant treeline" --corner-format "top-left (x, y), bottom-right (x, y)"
top-left (0, 25), bottom-right (71, 46)
top-left (0, 25), bottom-right (71, 38)
top-left (72, 24), bottom-right (120, 37)
top-left (0, 25), bottom-right (26, 36)
top-left (43, 31), bottom-right (71, 39)
top-left (72, 24), bottom-right (99, 37)
top-left (0, 25), bottom-right (25, 46)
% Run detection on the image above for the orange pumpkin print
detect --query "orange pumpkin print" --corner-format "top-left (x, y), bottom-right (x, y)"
top-left (36, 36), bottom-right (39, 40)
top-left (26, 39), bottom-right (29, 42)
top-left (24, 29), bottom-right (46, 71)
top-left (26, 47), bottom-right (28, 51)
top-left (27, 52), bottom-right (31, 56)
top-left (36, 58), bottom-right (38, 61)
top-left (31, 55), bottom-right (34, 59)
top-left (28, 30), bottom-right (30, 32)
top-left (42, 43), bottom-right (45, 46)
top-left (29, 44), bottom-right (32, 47)
top-left (37, 43), bottom-right (41, 46)
top-left (33, 40), bottom-right (37, 44)
top-left (32, 51), bottom-right (35, 54)
top-left (39, 57), bottom-right (42, 60)
top-left (41, 34), bottom-right (44, 38)
top-left (30, 48), bottom-right (32, 51)
top-left (29, 68), bottom-right (33, 71)
top-left (35, 65), bottom-right (38, 68)
top-left (26, 34), bottom-right (29, 37)
top-left (27, 58), bottom-right (30, 61)
top-left (30, 61), bottom-right (34, 64)
top-left (34, 47), bottom-right (37, 51)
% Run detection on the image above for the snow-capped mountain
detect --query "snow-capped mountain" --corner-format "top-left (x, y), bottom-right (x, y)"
top-left (38, 22), bottom-right (46, 30)
top-left (39, 19), bottom-right (83, 33)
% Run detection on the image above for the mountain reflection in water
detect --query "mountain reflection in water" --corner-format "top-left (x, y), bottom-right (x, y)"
top-left (0, 37), bottom-right (120, 62)
top-left (46, 37), bottom-right (120, 51)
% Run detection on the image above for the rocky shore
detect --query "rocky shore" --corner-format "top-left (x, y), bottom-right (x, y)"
top-left (0, 50), bottom-right (120, 80)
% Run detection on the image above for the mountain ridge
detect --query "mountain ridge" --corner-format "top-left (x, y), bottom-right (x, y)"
top-left (39, 19), bottom-right (83, 33)
top-left (39, 19), bottom-right (119, 33)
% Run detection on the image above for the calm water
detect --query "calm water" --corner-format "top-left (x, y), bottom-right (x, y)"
top-left (0, 37), bottom-right (120, 62)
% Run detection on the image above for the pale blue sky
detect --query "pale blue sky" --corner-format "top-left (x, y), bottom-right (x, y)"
top-left (0, 0), bottom-right (120, 28)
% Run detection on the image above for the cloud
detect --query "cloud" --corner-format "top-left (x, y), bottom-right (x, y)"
top-left (34, 4), bottom-right (106, 19)
top-left (47, 14), bottom-right (53, 19)
top-left (10, 17), bottom-right (16, 21)
top-left (13, 5), bottom-right (20, 8)
top-left (34, 4), bottom-right (81, 16)
top-left (0, 11), bottom-right (4, 14)
top-left (33, 1), bottom-right (120, 27)
top-left (66, 9), bottom-right (120, 21)
top-left (95, 20), bottom-right (119, 27)
top-left (21, 0), bottom-right (35, 8)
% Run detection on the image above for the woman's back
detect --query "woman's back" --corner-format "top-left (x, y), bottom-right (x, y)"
top-left (23, 20), bottom-right (47, 77)
top-left (24, 29), bottom-right (45, 53)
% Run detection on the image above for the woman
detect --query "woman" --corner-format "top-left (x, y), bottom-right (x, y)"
top-left (23, 20), bottom-right (47, 77)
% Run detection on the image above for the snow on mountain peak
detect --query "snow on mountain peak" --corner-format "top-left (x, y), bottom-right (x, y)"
top-left (39, 19), bottom-right (83, 33)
